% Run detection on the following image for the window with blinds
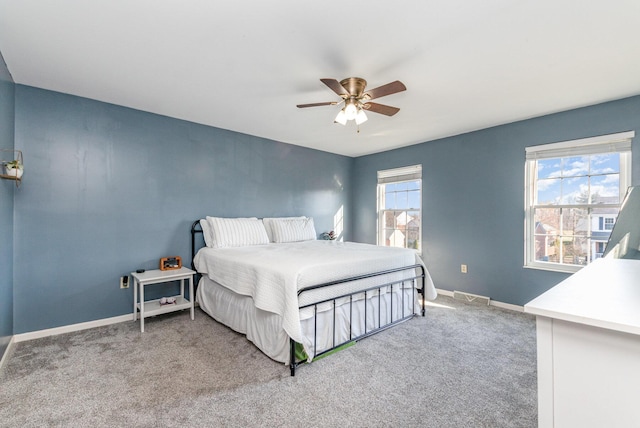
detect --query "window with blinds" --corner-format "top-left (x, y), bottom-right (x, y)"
top-left (377, 165), bottom-right (422, 251)
top-left (524, 131), bottom-right (633, 273)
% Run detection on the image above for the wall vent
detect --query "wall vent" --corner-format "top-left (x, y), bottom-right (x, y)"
top-left (453, 291), bottom-right (491, 306)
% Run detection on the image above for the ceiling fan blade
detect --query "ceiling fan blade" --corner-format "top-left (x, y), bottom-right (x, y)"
top-left (320, 78), bottom-right (350, 97)
top-left (296, 102), bottom-right (338, 108)
top-left (363, 80), bottom-right (406, 100)
top-left (362, 102), bottom-right (400, 116)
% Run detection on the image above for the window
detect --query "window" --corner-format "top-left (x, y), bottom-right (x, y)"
top-left (377, 165), bottom-right (422, 251)
top-left (525, 131), bottom-right (633, 272)
top-left (604, 217), bottom-right (615, 231)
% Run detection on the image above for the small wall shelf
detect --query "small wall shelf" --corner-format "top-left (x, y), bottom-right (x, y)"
top-left (0, 149), bottom-right (23, 187)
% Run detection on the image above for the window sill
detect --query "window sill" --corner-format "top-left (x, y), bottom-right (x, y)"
top-left (524, 261), bottom-right (584, 274)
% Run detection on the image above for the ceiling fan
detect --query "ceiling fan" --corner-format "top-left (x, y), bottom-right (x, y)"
top-left (297, 77), bottom-right (406, 126)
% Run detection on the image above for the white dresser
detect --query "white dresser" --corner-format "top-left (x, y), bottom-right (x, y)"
top-left (525, 258), bottom-right (640, 428)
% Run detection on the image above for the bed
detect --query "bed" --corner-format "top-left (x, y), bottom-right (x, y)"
top-left (191, 216), bottom-right (438, 375)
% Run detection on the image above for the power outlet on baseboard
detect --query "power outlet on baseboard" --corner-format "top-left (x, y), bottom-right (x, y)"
top-left (120, 275), bottom-right (129, 289)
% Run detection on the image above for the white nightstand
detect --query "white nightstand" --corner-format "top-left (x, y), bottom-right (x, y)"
top-left (132, 267), bottom-right (195, 332)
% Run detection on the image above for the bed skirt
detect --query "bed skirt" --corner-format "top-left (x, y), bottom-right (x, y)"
top-left (196, 276), bottom-right (419, 365)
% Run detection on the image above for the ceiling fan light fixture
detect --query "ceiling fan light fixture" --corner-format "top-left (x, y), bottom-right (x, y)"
top-left (344, 100), bottom-right (358, 121)
top-left (355, 109), bottom-right (368, 125)
top-left (356, 109), bottom-right (367, 125)
top-left (334, 110), bottom-right (347, 125)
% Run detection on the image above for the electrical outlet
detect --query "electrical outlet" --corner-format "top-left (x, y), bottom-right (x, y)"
top-left (120, 275), bottom-right (129, 289)
top-left (461, 264), bottom-right (468, 274)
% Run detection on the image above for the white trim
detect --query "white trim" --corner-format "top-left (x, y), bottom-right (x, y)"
top-left (436, 288), bottom-right (454, 297)
top-left (13, 314), bottom-right (132, 343)
top-left (9, 290), bottom-right (525, 345)
top-left (523, 261), bottom-right (582, 274)
top-left (524, 132), bottom-right (632, 272)
top-left (435, 288), bottom-right (523, 312)
top-left (0, 336), bottom-right (15, 372)
top-left (490, 300), bottom-right (524, 313)
top-left (376, 165), bottom-right (423, 250)
top-left (12, 301), bottom-right (200, 342)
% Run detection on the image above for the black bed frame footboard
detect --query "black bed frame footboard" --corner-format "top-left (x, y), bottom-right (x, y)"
top-left (289, 264), bottom-right (426, 376)
top-left (190, 220), bottom-right (426, 377)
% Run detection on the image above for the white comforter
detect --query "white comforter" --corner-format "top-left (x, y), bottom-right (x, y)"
top-left (194, 240), bottom-right (437, 356)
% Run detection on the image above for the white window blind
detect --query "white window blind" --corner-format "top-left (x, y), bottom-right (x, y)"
top-left (525, 131), bottom-right (633, 160)
top-left (377, 164), bottom-right (422, 184)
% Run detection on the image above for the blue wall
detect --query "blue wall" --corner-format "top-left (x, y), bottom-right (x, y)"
top-left (9, 83), bottom-right (640, 333)
top-left (13, 85), bottom-right (352, 333)
top-left (0, 50), bottom-right (15, 358)
top-left (352, 96), bottom-right (640, 305)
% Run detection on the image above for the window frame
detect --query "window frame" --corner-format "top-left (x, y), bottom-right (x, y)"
top-left (524, 131), bottom-right (633, 273)
top-left (377, 165), bottom-right (422, 253)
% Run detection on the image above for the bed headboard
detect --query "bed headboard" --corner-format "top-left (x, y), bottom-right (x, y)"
top-left (190, 219), bottom-right (204, 271)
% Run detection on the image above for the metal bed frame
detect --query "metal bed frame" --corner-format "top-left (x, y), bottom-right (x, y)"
top-left (191, 220), bottom-right (426, 376)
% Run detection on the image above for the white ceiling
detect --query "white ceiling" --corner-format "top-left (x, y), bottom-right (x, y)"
top-left (1, 1), bottom-right (640, 157)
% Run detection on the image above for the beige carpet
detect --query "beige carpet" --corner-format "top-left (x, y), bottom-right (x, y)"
top-left (0, 295), bottom-right (537, 427)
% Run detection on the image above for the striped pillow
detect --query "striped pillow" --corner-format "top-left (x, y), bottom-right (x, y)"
top-left (269, 217), bottom-right (317, 243)
top-left (205, 217), bottom-right (269, 248)
top-left (200, 219), bottom-right (215, 248)
top-left (262, 216), bottom-right (306, 242)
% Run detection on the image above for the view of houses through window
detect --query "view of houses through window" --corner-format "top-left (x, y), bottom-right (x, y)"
top-left (377, 165), bottom-right (422, 251)
top-left (525, 132), bottom-right (633, 272)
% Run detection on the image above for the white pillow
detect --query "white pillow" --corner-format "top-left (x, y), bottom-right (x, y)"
top-left (269, 217), bottom-right (317, 243)
top-left (200, 219), bottom-right (214, 248)
top-left (205, 216), bottom-right (259, 240)
top-left (205, 216), bottom-right (269, 248)
top-left (263, 216), bottom-right (306, 242)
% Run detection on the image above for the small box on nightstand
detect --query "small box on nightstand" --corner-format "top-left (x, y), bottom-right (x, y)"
top-left (159, 256), bottom-right (182, 271)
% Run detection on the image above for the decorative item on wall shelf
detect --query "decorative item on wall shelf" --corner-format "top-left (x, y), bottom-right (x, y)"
top-left (321, 231), bottom-right (337, 240)
top-left (5, 160), bottom-right (23, 178)
top-left (0, 149), bottom-right (23, 187)
top-left (159, 256), bottom-right (182, 271)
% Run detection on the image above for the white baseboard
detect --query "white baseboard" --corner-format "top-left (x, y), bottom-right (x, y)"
top-left (435, 288), bottom-right (523, 312)
top-left (490, 300), bottom-right (524, 312)
top-left (0, 336), bottom-right (15, 372)
top-left (13, 301), bottom-right (201, 343)
top-left (10, 291), bottom-right (523, 345)
top-left (13, 314), bottom-right (133, 343)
